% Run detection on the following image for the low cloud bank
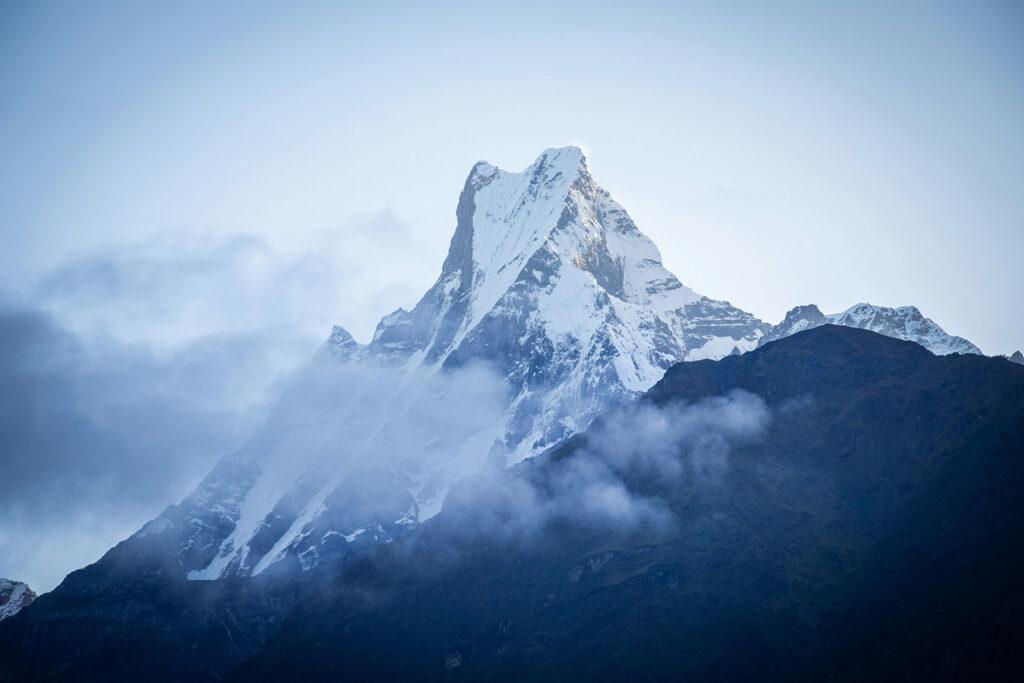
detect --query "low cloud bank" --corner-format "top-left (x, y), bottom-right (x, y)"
top-left (1, 220), bottom-right (775, 593)
top-left (0, 305), bottom-right (290, 591)
top-left (29, 213), bottom-right (438, 349)
top-left (0, 215), bottom-right (437, 592)
top-left (440, 390), bottom-right (772, 542)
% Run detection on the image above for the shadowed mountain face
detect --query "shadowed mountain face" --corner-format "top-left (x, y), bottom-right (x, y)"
top-left (222, 326), bottom-right (1024, 682)
top-left (1, 326), bottom-right (1020, 681)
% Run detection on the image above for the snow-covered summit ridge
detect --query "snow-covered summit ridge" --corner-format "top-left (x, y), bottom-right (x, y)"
top-left (826, 303), bottom-right (980, 355)
top-left (371, 145), bottom-right (745, 374)
top-left (760, 302), bottom-right (981, 356)
top-left (465, 147), bottom-right (590, 326)
top-left (453, 145), bottom-right (701, 335)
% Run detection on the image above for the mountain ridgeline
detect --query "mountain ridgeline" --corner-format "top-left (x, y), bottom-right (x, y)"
top-left (0, 148), bottom-right (1013, 682)
top-left (231, 326), bottom-right (1024, 681)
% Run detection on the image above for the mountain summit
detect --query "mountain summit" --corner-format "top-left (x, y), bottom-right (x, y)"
top-left (0, 148), bottom-right (995, 682)
top-left (102, 147), bottom-right (981, 584)
top-left (365, 145), bottom-right (767, 443)
top-left (131, 146), bottom-right (773, 582)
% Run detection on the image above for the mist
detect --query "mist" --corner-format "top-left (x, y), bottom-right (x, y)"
top-left (438, 390), bottom-right (773, 546)
top-left (2, 218), bottom-right (771, 593)
top-left (0, 305), bottom-right (277, 591)
top-left (0, 215), bottom-right (437, 592)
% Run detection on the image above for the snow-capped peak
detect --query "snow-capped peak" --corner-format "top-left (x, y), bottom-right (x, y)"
top-left (455, 146), bottom-right (702, 335)
top-left (826, 303), bottom-right (981, 355)
top-left (464, 147), bottom-right (590, 326)
top-left (135, 146), bottom-right (771, 582)
top-left (760, 302), bottom-right (981, 356)
top-left (759, 304), bottom-right (827, 346)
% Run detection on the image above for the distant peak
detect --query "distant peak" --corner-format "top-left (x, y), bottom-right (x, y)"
top-left (328, 325), bottom-right (355, 345)
top-left (322, 324), bottom-right (360, 363)
top-left (841, 303), bottom-right (920, 316)
top-left (783, 304), bottom-right (825, 319)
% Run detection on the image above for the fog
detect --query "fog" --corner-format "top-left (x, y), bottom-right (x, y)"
top-left (2, 219), bottom-right (770, 593)
top-left (439, 390), bottom-right (772, 544)
top-left (0, 216), bottom-right (436, 592)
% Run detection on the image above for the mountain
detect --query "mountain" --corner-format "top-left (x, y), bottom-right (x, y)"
top-left (0, 147), bottom-right (999, 681)
top-left (761, 302), bottom-right (981, 355)
top-left (133, 146), bottom-right (772, 584)
top-left (230, 326), bottom-right (1024, 681)
top-left (757, 303), bottom-right (827, 345)
top-left (1009, 350), bottom-right (1024, 365)
top-left (0, 580), bottom-right (34, 621)
top-left (0, 147), bottom-right (775, 680)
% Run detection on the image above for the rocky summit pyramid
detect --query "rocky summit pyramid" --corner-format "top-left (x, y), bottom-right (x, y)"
top-left (136, 147), bottom-right (770, 582)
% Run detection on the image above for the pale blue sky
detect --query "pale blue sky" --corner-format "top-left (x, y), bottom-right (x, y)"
top-left (2, 0), bottom-right (1022, 353)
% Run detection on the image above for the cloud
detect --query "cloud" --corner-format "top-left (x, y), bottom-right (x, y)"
top-left (0, 214), bottom-right (772, 595)
top-left (440, 390), bottom-right (772, 543)
top-left (0, 213), bottom-right (440, 592)
top-left (29, 211), bottom-right (440, 350)
top-left (255, 356), bottom-right (514, 523)
top-left (0, 305), bottom-right (296, 591)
